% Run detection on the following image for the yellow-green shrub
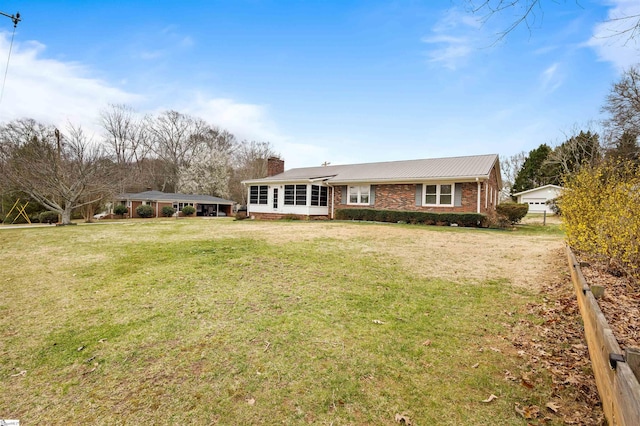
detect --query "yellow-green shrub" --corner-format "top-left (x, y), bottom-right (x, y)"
top-left (562, 161), bottom-right (640, 280)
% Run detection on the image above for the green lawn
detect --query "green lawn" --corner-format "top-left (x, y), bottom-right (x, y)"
top-left (0, 219), bottom-right (565, 424)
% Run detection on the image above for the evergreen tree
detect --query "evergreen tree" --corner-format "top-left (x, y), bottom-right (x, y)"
top-left (512, 144), bottom-right (556, 194)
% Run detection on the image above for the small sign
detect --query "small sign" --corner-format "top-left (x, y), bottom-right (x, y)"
top-left (0, 421), bottom-right (20, 426)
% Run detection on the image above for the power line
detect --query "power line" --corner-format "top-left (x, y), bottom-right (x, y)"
top-left (0, 10), bottom-right (20, 105)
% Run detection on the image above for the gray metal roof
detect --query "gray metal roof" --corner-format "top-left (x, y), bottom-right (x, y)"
top-left (244, 154), bottom-right (500, 185)
top-left (116, 190), bottom-right (235, 205)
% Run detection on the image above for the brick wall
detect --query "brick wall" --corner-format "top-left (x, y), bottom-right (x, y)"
top-left (334, 181), bottom-right (497, 214)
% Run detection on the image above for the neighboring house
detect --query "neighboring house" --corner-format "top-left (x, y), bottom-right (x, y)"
top-left (114, 190), bottom-right (235, 218)
top-left (512, 184), bottom-right (563, 214)
top-left (242, 154), bottom-right (502, 220)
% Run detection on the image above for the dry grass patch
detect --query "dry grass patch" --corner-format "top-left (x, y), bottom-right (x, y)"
top-left (0, 219), bottom-right (588, 424)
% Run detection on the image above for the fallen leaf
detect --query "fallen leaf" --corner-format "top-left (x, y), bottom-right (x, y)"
top-left (373, 320), bottom-right (384, 324)
top-left (490, 347), bottom-right (501, 353)
top-left (10, 370), bottom-right (26, 377)
top-left (471, 363), bottom-right (479, 368)
top-left (394, 413), bottom-right (413, 425)
top-left (482, 394), bottom-right (498, 403)
top-left (546, 402), bottom-right (560, 413)
top-left (515, 404), bottom-right (540, 419)
top-left (521, 378), bottom-right (535, 389)
top-left (422, 339), bottom-right (432, 346)
top-left (77, 345), bottom-right (85, 351)
top-left (246, 398), bottom-right (255, 406)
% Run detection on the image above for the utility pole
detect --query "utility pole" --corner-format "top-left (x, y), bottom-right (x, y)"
top-left (0, 10), bottom-right (20, 27)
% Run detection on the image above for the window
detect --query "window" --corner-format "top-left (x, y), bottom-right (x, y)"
top-left (348, 185), bottom-right (370, 205)
top-left (295, 185), bottom-right (307, 206)
top-left (249, 185), bottom-right (268, 205)
top-left (173, 202), bottom-right (194, 210)
top-left (311, 185), bottom-right (328, 207)
top-left (424, 184), bottom-right (454, 206)
top-left (273, 188), bottom-right (278, 209)
top-left (284, 185), bottom-right (294, 205)
top-left (284, 185), bottom-right (308, 206)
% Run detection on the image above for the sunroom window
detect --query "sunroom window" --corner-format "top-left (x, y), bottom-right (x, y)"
top-left (249, 185), bottom-right (268, 205)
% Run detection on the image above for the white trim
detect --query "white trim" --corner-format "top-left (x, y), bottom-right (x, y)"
top-left (347, 185), bottom-right (371, 205)
top-left (422, 183), bottom-right (454, 207)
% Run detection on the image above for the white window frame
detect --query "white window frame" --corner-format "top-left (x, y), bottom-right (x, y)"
top-left (423, 183), bottom-right (455, 206)
top-left (347, 185), bottom-right (370, 205)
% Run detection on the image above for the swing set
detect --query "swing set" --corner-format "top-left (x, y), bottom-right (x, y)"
top-left (3, 199), bottom-right (31, 224)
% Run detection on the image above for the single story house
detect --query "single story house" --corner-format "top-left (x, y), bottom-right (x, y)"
top-left (114, 190), bottom-right (235, 218)
top-left (512, 184), bottom-right (563, 214)
top-left (242, 154), bottom-right (502, 220)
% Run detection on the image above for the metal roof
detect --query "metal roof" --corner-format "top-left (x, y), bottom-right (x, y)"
top-left (244, 154), bottom-right (500, 185)
top-left (512, 184), bottom-right (564, 197)
top-left (116, 190), bottom-right (235, 205)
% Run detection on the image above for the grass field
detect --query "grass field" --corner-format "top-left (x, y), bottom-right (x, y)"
top-left (0, 218), bottom-right (567, 424)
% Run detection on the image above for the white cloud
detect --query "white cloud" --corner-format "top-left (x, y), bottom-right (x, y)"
top-left (422, 8), bottom-right (488, 70)
top-left (0, 34), bottom-right (139, 136)
top-left (179, 94), bottom-right (284, 144)
top-left (587, 0), bottom-right (640, 70)
top-left (540, 63), bottom-right (563, 93)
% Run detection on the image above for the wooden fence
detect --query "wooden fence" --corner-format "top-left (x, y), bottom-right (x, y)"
top-left (566, 245), bottom-right (640, 425)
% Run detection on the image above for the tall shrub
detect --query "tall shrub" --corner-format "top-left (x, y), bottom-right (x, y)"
top-left (136, 204), bottom-right (154, 218)
top-left (562, 161), bottom-right (640, 280)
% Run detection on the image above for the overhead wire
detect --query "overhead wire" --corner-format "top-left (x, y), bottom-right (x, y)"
top-left (0, 13), bottom-right (20, 106)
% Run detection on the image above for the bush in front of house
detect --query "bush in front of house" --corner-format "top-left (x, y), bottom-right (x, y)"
top-left (335, 208), bottom-right (486, 227)
top-left (162, 206), bottom-right (176, 217)
top-left (39, 211), bottom-right (59, 224)
top-left (181, 206), bottom-right (195, 216)
top-left (136, 204), bottom-right (154, 218)
top-left (496, 202), bottom-right (529, 224)
top-left (114, 204), bottom-right (128, 218)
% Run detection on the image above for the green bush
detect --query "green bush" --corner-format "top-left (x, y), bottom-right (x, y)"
top-left (335, 208), bottom-right (486, 228)
top-left (162, 206), bottom-right (176, 217)
top-left (136, 204), bottom-right (154, 218)
top-left (496, 203), bottom-right (529, 224)
top-left (39, 211), bottom-right (59, 224)
top-left (181, 205), bottom-right (196, 216)
top-left (114, 204), bottom-right (128, 218)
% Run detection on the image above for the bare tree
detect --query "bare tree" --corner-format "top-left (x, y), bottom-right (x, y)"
top-left (100, 104), bottom-right (152, 192)
top-left (547, 130), bottom-right (602, 177)
top-left (145, 111), bottom-right (209, 192)
top-left (500, 151), bottom-right (526, 196)
top-left (0, 119), bottom-right (118, 225)
top-left (464, 1), bottom-right (640, 41)
top-left (229, 141), bottom-right (278, 206)
top-left (603, 66), bottom-right (640, 145)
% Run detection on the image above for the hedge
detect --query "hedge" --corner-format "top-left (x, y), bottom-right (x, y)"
top-left (136, 204), bottom-right (154, 218)
top-left (335, 208), bottom-right (486, 227)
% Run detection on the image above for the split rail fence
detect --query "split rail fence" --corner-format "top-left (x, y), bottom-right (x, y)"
top-left (566, 245), bottom-right (640, 425)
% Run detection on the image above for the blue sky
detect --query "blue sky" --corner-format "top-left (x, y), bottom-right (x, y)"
top-left (0, 1), bottom-right (638, 168)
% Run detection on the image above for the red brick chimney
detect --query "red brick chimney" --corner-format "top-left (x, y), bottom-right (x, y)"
top-left (267, 157), bottom-right (285, 177)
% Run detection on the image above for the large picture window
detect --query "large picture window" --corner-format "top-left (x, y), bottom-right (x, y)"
top-left (348, 185), bottom-right (370, 205)
top-left (284, 185), bottom-right (308, 206)
top-left (424, 184), bottom-right (454, 206)
top-left (249, 185), bottom-right (268, 205)
top-left (311, 185), bottom-right (328, 207)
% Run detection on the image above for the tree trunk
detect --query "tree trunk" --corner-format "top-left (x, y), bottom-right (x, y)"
top-left (61, 207), bottom-right (73, 225)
